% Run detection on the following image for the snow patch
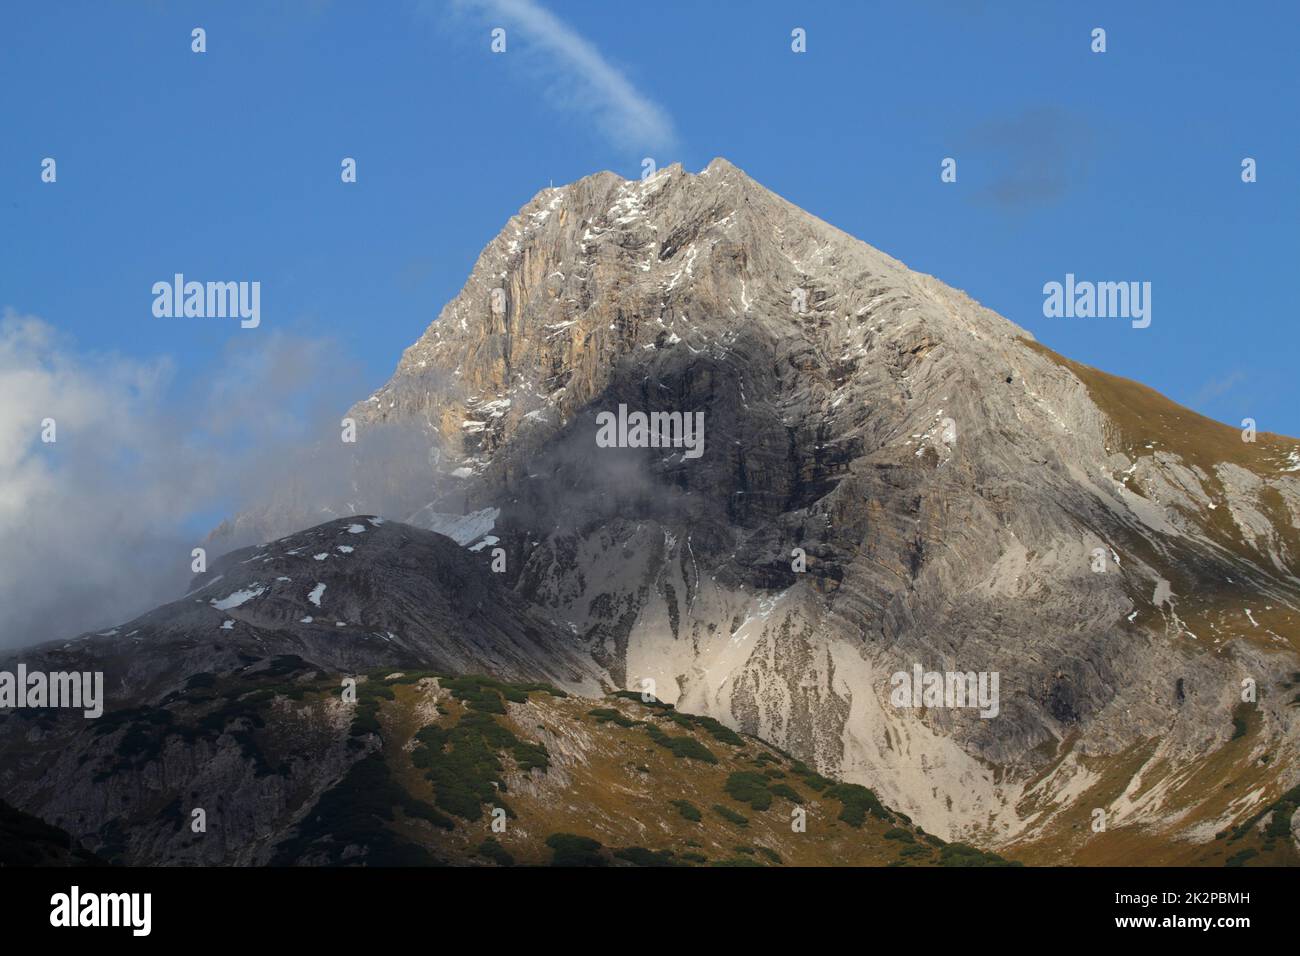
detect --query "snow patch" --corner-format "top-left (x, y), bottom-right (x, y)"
top-left (210, 585), bottom-right (267, 610)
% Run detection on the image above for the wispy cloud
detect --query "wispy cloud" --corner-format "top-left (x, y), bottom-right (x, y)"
top-left (1192, 369), bottom-right (1247, 406)
top-left (448, 0), bottom-right (676, 151)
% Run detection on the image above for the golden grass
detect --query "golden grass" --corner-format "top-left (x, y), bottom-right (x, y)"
top-left (372, 684), bottom-right (973, 866)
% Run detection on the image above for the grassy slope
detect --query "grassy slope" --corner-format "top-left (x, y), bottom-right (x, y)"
top-left (1022, 339), bottom-right (1300, 657)
top-left (292, 672), bottom-right (1018, 867)
top-left (1003, 341), bottom-right (1300, 864)
top-left (1008, 716), bottom-right (1299, 866)
top-left (1020, 338), bottom-right (1298, 481)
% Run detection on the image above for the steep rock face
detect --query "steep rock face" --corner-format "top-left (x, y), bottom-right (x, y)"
top-left (352, 158), bottom-right (1300, 851)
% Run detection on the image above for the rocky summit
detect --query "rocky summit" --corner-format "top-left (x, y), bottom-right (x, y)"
top-left (3, 160), bottom-right (1298, 866)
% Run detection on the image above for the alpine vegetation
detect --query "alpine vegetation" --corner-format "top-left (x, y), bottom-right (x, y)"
top-left (5, 158), bottom-right (1298, 877)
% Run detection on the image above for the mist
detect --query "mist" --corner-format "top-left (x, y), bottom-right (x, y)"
top-left (0, 309), bottom-right (442, 651)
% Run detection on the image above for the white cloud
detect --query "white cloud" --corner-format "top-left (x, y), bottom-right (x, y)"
top-left (453, 0), bottom-right (676, 150)
top-left (0, 310), bottom-right (197, 647)
top-left (0, 310), bottom-right (439, 650)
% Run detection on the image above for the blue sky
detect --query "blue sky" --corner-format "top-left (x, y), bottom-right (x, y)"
top-left (3, 0), bottom-right (1298, 436)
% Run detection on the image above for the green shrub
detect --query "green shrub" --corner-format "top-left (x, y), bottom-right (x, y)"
top-left (614, 846), bottom-right (676, 866)
top-left (410, 709), bottom-right (548, 821)
top-left (477, 837), bottom-right (515, 866)
top-left (672, 712), bottom-right (744, 746)
top-left (1227, 784), bottom-right (1300, 841)
top-left (725, 771), bottom-right (773, 811)
top-left (671, 799), bottom-right (702, 822)
top-left (439, 675), bottom-right (564, 714)
top-left (643, 723), bottom-right (717, 763)
top-left (937, 843), bottom-right (1019, 867)
top-left (588, 707), bottom-right (640, 728)
top-left (1225, 847), bottom-right (1258, 867)
top-left (271, 753), bottom-right (439, 866)
top-left (825, 783), bottom-right (891, 826)
top-left (768, 783), bottom-right (803, 804)
top-left (1231, 715), bottom-right (1249, 740)
top-left (403, 799), bottom-right (454, 830)
top-left (1264, 801), bottom-right (1297, 840)
top-left (441, 676), bottom-right (507, 713)
top-left (712, 804), bottom-right (749, 827)
top-left (545, 833), bottom-right (606, 866)
top-left (790, 762), bottom-right (834, 791)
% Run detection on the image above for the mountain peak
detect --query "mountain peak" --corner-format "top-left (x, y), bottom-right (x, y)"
top-left (11, 155), bottom-right (1299, 869)
top-left (700, 155), bottom-right (746, 177)
top-left (337, 159), bottom-right (1300, 854)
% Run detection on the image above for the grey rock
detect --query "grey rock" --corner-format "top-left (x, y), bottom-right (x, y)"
top-left (350, 158), bottom-right (1300, 848)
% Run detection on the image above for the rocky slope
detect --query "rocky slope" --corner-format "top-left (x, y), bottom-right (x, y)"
top-left (3, 661), bottom-right (1018, 867)
top-left (3, 159), bottom-right (1297, 867)
top-left (5, 516), bottom-right (603, 700)
top-left (0, 516), bottom-right (605, 864)
top-left (349, 158), bottom-right (1300, 859)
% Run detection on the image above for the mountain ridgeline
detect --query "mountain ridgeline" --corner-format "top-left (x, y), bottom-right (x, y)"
top-left (2, 159), bottom-right (1298, 866)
